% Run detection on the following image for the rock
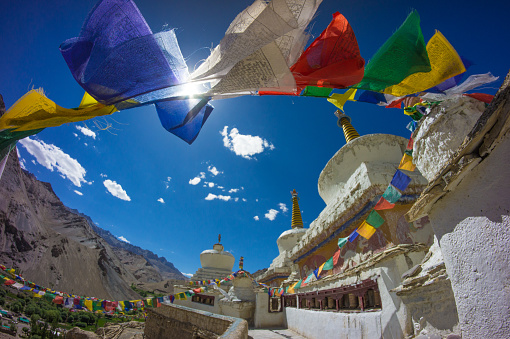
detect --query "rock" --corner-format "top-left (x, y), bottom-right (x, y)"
top-left (66, 327), bottom-right (100, 339)
top-left (401, 264), bottom-right (422, 280)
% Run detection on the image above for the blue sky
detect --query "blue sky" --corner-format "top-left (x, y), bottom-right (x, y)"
top-left (1, 0), bottom-right (508, 278)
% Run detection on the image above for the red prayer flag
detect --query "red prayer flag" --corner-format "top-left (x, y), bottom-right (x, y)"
top-left (290, 12), bottom-right (365, 89)
top-left (374, 197), bottom-right (396, 210)
top-left (464, 93), bottom-right (494, 104)
top-left (385, 97), bottom-right (406, 108)
top-left (406, 137), bottom-right (414, 151)
top-left (332, 249), bottom-right (341, 265)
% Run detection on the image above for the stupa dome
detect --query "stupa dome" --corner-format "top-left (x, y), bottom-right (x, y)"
top-left (200, 243), bottom-right (235, 271)
top-left (277, 228), bottom-right (306, 253)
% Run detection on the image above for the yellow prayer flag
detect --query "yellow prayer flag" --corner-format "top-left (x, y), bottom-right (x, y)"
top-left (33, 293), bottom-right (42, 298)
top-left (317, 262), bottom-right (326, 278)
top-left (383, 31), bottom-right (466, 96)
top-left (357, 221), bottom-right (376, 239)
top-left (84, 300), bottom-right (93, 312)
top-left (287, 281), bottom-right (298, 294)
top-left (0, 90), bottom-right (118, 132)
top-left (327, 89), bottom-right (357, 112)
top-left (398, 154), bottom-right (416, 171)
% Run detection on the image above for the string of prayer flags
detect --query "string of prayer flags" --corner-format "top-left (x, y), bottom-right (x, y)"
top-left (374, 197), bottom-right (395, 210)
top-left (352, 10), bottom-right (430, 93)
top-left (290, 12), bottom-right (365, 89)
top-left (383, 31), bottom-right (466, 96)
top-left (327, 89), bottom-right (357, 112)
top-left (382, 184), bottom-right (403, 204)
top-left (391, 170), bottom-right (412, 192)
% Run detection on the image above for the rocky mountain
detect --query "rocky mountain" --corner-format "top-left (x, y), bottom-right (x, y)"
top-left (0, 147), bottom-right (183, 300)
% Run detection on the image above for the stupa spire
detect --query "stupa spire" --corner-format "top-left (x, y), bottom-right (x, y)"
top-left (290, 189), bottom-right (304, 229)
top-left (335, 111), bottom-right (360, 143)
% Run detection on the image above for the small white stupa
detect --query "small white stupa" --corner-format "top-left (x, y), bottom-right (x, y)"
top-left (191, 234), bottom-right (235, 281)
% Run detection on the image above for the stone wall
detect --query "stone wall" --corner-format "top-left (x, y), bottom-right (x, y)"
top-left (254, 292), bottom-right (286, 328)
top-left (145, 304), bottom-right (248, 339)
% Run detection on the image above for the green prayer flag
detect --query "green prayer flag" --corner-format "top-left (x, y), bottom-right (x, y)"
top-left (338, 237), bottom-right (348, 248)
top-left (322, 257), bottom-right (334, 270)
top-left (366, 210), bottom-right (385, 228)
top-left (0, 128), bottom-right (44, 161)
top-left (44, 293), bottom-right (56, 302)
top-left (93, 300), bottom-right (102, 311)
top-left (352, 10), bottom-right (430, 92)
top-left (302, 86), bottom-right (333, 98)
top-left (382, 185), bottom-right (402, 203)
top-left (294, 279), bottom-right (303, 290)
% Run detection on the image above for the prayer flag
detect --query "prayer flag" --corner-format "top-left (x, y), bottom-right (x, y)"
top-left (155, 98), bottom-right (214, 144)
top-left (357, 221), bottom-right (376, 239)
top-left (290, 12), bottom-right (365, 89)
top-left (294, 280), bottom-right (303, 290)
top-left (398, 154), bottom-right (416, 172)
top-left (464, 93), bottom-right (494, 104)
top-left (333, 249), bottom-right (341, 265)
top-left (382, 185), bottom-right (402, 203)
top-left (302, 86), bottom-right (333, 98)
top-left (356, 90), bottom-right (387, 105)
top-left (323, 256), bottom-right (334, 271)
top-left (391, 170), bottom-right (412, 191)
top-left (352, 11), bottom-right (430, 92)
top-left (374, 197), bottom-right (395, 210)
top-left (327, 89), bottom-right (357, 112)
top-left (84, 300), bottom-right (93, 312)
top-left (366, 210), bottom-right (385, 228)
top-left (383, 31), bottom-right (466, 96)
top-left (348, 230), bottom-right (359, 242)
top-left (338, 237), bottom-right (348, 248)
top-left (33, 292), bottom-right (42, 298)
top-left (315, 263), bottom-right (324, 278)
top-left (287, 281), bottom-right (298, 294)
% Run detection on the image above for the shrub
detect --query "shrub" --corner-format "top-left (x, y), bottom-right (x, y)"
top-left (75, 322), bottom-right (87, 328)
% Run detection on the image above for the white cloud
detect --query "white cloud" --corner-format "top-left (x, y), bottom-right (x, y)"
top-left (164, 176), bottom-right (172, 189)
top-left (234, 197), bottom-right (239, 202)
top-left (74, 190), bottom-right (83, 196)
top-left (157, 198), bottom-right (165, 204)
top-left (208, 166), bottom-right (221, 176)
top-left (204, 193), bottom-right (231, 201)
top-left (103, 180), bottom-right (131, 201)
top-left (182, 273), bottom-right (193, 277)
top-left (189, 177), bottom-right (201, 185)
top-left (199, 172), bottom-right (206, 179)
top-left (220, 126), bottom-right (274, 159)
top-left (208, 182), bottom-right (215, 188)
top-left (265, 209), bottom-right (279, 221)
top-left (242, 198), bottom-right (247, 202)
top-left (18, 137), bottom-right (88, 187)
top-left (254, 216), bottom-right (259, 221)
top-left (76, 125), bottom-right (96, 139)
top-left (73, 133), bottom-right (78, 137)
top-left (217, 186), bottom-right (224, 189)
top-left (117, 236), bottom-right (130, 244)
top-left (100, 173), bottom-right (107, 178)
top-left (228, 188), bottom-right (239, 193)
top-left (279, 203), bottom-right (288, 213)
top-left (256, 199), bottom-right (259, 202)
top-left (84, 143), bottom-right (88, 146)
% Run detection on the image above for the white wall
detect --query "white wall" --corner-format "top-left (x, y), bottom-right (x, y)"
top-left (254, 292), bottom-right (285, 328)
top-left (427, 133), bottom-right (510, 338)
top-left (286, 307), bottom-right (382, 339)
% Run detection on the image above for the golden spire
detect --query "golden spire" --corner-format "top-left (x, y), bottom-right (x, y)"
top-left (335, 111), bottom-right (360, 143)
top-left (290, 189), bottom-right (303, 229)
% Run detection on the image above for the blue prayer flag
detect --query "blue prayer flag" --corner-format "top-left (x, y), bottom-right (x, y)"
top-left (391, 170), bottom-right (412, 191)
top-left (348, 230), bottom-right (359, 242)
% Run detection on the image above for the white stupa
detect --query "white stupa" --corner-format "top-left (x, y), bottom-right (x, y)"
top-left (191, 235), bottom-right (235, 281)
